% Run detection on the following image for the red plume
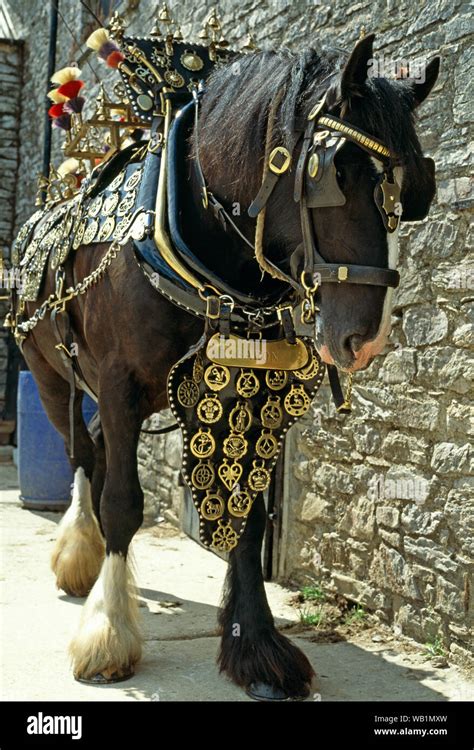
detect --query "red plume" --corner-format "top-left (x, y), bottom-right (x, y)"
top-left (57, 79), bottom-right (84, 99)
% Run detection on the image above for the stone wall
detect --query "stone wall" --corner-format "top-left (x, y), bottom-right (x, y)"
top-left (0, 38), bottom-right (23, 402)
top-left (6, 0), bottom-right (473, 666)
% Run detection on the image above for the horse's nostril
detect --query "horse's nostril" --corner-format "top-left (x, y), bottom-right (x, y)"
top-left (347, 333), bottom-right (366, 354)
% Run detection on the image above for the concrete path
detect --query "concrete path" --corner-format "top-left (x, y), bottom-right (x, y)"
top-left (0, 464), bottom-right (472, 702)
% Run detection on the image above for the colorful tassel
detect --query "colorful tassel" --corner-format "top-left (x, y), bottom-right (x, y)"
top-left (52, 113), bottom-right (72, 130)
top-left (48, 102), bottom-right (65, 118)
top-left (86, 26), bottom-right (124, 68)
top-left (57, 79), bottom-right (84, 99)
top-left (106, 50), bottom-right (124, 68)
top-left (47, 88), bottom-right (67, 103)
top-left (63, 96), bottom-right (85, 114)
top-left (85, 28), bottom-right (110, 51)
top-left (51, 65), bottom-right (82, 85)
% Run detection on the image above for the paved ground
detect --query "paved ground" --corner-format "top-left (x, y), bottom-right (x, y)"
top-left (0, 463), bottom-right (472, 702)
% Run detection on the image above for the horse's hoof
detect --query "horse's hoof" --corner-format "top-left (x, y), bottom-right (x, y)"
top-left (75, 667), bottom-right (134, 685)
top-left (245, 682), bottom-right (291, 701)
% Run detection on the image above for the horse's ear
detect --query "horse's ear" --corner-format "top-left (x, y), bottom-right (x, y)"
top-left (401, 157), bottom-right (436, 221)
top-left (407, 57), bottom-right (440, 107)
top-left (340, 33), bottom-right (375, 98)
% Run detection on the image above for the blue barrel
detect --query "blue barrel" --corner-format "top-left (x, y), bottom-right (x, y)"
top-left (17, 371), bottom-right (98, 511)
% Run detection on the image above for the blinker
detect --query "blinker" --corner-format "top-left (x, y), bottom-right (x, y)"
top-left (305, 134), bottom-right (346, 208)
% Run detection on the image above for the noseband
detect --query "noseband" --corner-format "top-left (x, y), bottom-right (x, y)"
top-left (194, 86), bottom-right (401, 319)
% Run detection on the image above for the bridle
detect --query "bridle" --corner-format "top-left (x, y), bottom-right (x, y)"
top-left (193, 85), bottom-right (402, 325)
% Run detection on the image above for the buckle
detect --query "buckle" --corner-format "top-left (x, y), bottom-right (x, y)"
top-left (268, 147), bottom-right (291, 175)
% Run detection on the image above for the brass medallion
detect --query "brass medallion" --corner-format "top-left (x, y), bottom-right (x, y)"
top-left (223, 432), bottom-right (248, 460)
top-left (102, 192), bottom-right (120, 216)
top-left (265, 370), bottom-right (288, 391)
top-left (137, 93), bottom-right (153, 111)
top-left (108, 171), bottom-right (126, 192)
top-left (197, 393), bottom-right (223, 424)
top-left (164, 69), bottom-right (185, 88)
top-left (200, 491), bottom-right (225, 521)
top-left (228, 401), bottom-right (252, 433)
top-left (284, 383), bottom-right (312, 416)
top-left (204, 363), bottom-right (230, 391)
top-left (193, 352), bottom-right (204, 383)
top-left (117, 191), bottom-right (136, 216)
top-left (190, 428), bottom-right (215, 458)
top-left (88, 195), bottom-right (103, 217)
top-left (124, 170), bottom-right (142, 192)
top-left (191, 460), bottom-right (215, 490)
top-left (218, 459), bottom-right (242, 491)
top-left (248, 460), bottom-right (271, 492)
top-left (294, 352), bottom-right (320, 381)
top-left (260, 395), bottom-right (283, 429)
top-left (83, 218), bottom-right (99, 245)
top-left (236, 369), bottom-right (260, 398)
top-left (180, 51), bottom-right (204, 71)
top-left (98, 216), bottom-right (116, 242)
top-left (72, 219), bottom-right (87, 249)
top-left (228, 490), bottom-right (253, 518)
top-left (177, 375), bottom-right (200, 407)
top-left (212, 520), bottom-right (238, 552)
top-left (256, 430), bottom-right (278, 460)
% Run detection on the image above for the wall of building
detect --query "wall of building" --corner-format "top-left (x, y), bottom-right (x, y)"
top-left (5, 0), bottom-right (473, 666)
top-left (0, 38), bottom-right (23, 403)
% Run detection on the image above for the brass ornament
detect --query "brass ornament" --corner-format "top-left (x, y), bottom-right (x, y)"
top-left (223, 432), bottom-right (248, 460)
top-left (212, 520), bottom-right (238, 552)
top-left (228, 400), bottom-right (252, 433)
top-left (204, 363), bottom-right (230, 391)
top-left (200, 490), bottom-right (225, 520)
top-left (193, 352), bottom-right (204, 383)
top-left (191, 460), bottom-right (215, 490)
top-left (284, 383), bottom-right (312, 416)
top-left (294, 352), bottom-right (320, 381)
top-left (265, 370), bottom-right (288, 391)
top-left (102, 192), bottom-right (120, 216)
top-left (248, 460), bottom-right (271, 492)
top-left (108, 171), bottom-right (126, 191)
top-left (228, 490), bottom-right (253, 518)
top-left (164, 69), bottom-right (185, 88)
top-left (98, 215), bottom-right (116, 242)
top-left (117, 191), bottom-right (136, 216)
top-left (83, 218), bottom-right (99, 245)
top-left (190, 428), bottom-right (215, 458)
top-left (177, 375), bottom-right (200, 407)
top-left (124, 170), bottom-right (142, 191)
top-left (236, 369), bottom-right (260, 398)
top-left (180, 51), bottom-right (204, 71)
top-left (197, 393), bottom-right (223, 424)
top-left (256, 430), bottom-right (278, 460)
top-left (218, 459), bottom-right (242, 491)
top-left (260, 394), bottom-right (283, 429)
top-left (137, 93), bottom-right (153, 111)
top-left (88, 195), bottom-right (103, 217)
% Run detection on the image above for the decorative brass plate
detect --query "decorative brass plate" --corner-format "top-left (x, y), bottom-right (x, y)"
top-left (206, 334), bottom-right (310, 370)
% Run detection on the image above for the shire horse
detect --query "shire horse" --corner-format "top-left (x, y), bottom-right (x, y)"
top-left (19, 34), bottom-right (439, 699)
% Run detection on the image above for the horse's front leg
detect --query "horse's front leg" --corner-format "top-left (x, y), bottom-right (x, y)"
top-left (69, 370), bottom-right (144, 683)
top-left (217, 495), bottom-right (315, 700)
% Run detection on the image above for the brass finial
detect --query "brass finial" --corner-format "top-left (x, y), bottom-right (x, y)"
top-left (158, 2), bottom-right (172, 25)
top-left (109, 11), bottom-right (125, 40)
top-left (359, 25), bottom-right (366, 40)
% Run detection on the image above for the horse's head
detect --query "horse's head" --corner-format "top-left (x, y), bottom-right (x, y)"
top-left (305, 35), bottom-right (440, 371)
top-left (194, 36), bottom-right (439, 371)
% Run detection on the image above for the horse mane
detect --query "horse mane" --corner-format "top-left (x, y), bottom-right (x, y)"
top-left (193, 46), bottom-right (425, 203)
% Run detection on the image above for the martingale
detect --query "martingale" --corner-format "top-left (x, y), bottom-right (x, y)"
top-left (168, 334), bottom-right (324, 551)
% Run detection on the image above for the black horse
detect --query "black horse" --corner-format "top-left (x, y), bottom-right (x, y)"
top-left (17, 34), bottom-right (438, 699)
